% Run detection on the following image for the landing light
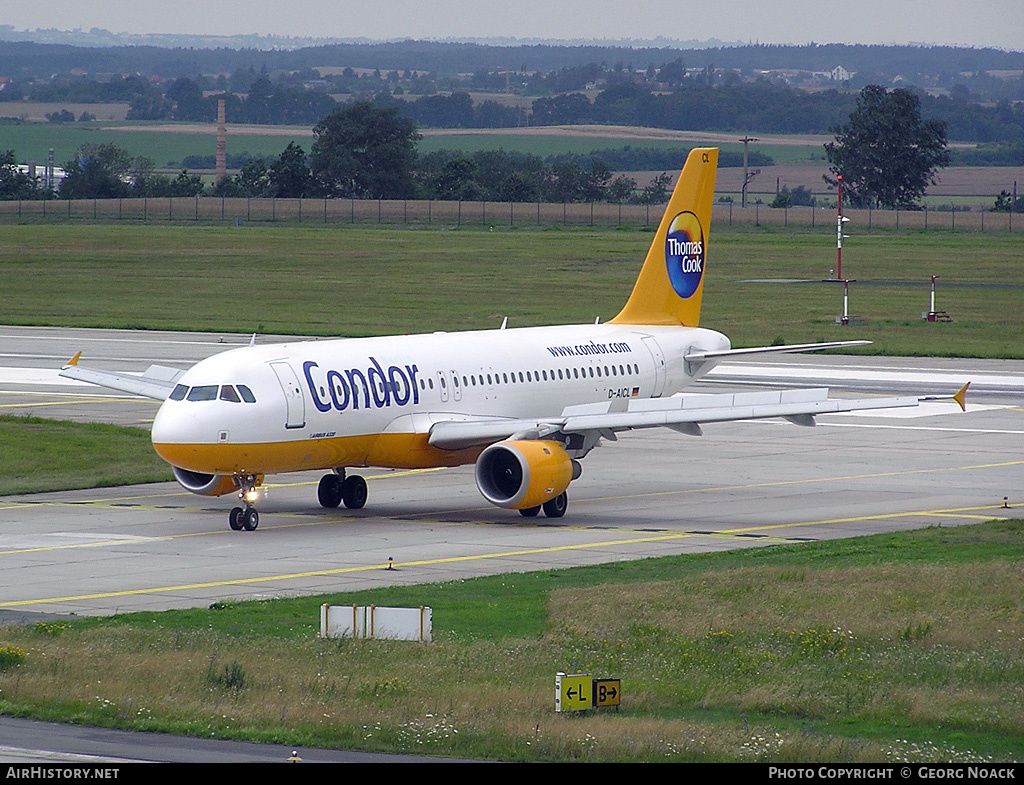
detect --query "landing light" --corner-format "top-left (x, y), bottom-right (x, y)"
top-left (244, 489), bottom-right (261, 504)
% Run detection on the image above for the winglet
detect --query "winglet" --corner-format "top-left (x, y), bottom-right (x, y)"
top-left (952, 381), bottom-right (969, 412)
top-left (66, 351), bottom-right (82, 367)
top-left (921, 381), bottom-right (970, 411)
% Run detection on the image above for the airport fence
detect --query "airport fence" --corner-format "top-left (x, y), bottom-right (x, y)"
top-left (0, 196), bottom-right (1019, 233)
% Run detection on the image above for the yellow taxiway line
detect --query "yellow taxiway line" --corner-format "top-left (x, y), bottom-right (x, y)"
top-left (0, 503), bottom-right (1012, 609)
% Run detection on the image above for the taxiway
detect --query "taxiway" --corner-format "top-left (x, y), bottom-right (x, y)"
top-left (1, 326), bottom-right (1021, 617)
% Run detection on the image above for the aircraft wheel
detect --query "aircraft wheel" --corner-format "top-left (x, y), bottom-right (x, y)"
top-left (542, 492), bottom-right (567, 518)
top-left (519, 505), bottom-right (541, 518)
top-left (341, 475), bottom-right (367, 509)
top-left (242, 508), bottom-right (259, 531)
top-left (318, 474), bottom-right (343, 508)
top-left (229, 507), bottom-right (244, 530)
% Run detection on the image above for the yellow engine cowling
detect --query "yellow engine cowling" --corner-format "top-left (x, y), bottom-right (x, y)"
top-left (474, 440), bottom-right (573, 510)
top-left (171, 466), bottom-right (262, 497)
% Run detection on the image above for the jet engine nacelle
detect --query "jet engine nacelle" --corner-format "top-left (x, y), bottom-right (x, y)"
top-left (474, 440), bottom-right (574, 510)
top-left (171, 466), bottom-right (239, 497)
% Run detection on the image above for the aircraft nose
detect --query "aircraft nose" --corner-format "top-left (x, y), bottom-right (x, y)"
top-left (150, 400), bottom-right (176, 445)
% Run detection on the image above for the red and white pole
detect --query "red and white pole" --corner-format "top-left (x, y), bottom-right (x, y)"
top-left (836, 176), bottom-right (844, 280)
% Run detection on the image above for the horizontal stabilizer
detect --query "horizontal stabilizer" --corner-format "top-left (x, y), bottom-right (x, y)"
top-left (684, 340), bottom-right (871, 365)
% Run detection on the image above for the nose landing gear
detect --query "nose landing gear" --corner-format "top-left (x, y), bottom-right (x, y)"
top-left (228, 475), bottom-right (262, 531)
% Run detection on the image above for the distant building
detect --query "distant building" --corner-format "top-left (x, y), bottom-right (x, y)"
top-left (17, 164), bottom-right (67, 191)
top-left (831, 65), bottom-right (853, 82)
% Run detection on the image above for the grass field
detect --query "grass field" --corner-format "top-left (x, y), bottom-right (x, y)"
top-left (2, 120), bottom-right (806, 170)
top-left (0, 415), bottom-right (170, 496)
top-left (0, 119), bottom-right (886, 171)
top-left (0, 520), bottom-right (1020, 761)
top-left (0, 122), bottom-right (310, 170)
top-left (0, 223), bottom-right (1020, 357)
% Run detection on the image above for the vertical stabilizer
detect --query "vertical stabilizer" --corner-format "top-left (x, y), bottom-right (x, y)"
top-left (610, 148), bottom-right (718, 326)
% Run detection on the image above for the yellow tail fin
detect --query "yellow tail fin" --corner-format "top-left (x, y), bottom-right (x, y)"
top-left (610, 147), bottom-right (718, 326)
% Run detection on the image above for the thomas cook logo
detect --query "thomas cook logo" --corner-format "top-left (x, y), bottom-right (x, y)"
top-left (664, 211), bottom-right (705, 299)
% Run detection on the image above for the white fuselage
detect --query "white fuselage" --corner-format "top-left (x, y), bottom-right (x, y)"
top-left (150, 322), bottom-right (730, 476)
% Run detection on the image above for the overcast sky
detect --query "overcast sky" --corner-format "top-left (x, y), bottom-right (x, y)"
top-left (5, 1), bottom-right (1023, 50)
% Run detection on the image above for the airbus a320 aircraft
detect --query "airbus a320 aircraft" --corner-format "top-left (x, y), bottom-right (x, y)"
top-left (61, 148), bottom-right (967, 531)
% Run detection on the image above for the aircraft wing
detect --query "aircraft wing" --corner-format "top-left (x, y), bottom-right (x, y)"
top-left (59, 353), bottom-right (183, 401)
top-left (427, 385), bottom-right (967, 451)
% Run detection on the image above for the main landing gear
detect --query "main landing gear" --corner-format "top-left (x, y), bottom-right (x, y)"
top-left (519, 491), bottom-right (568, 519)
top-left (228, 474), bottom-right (262, 531)
top-left (317, 469), bottom-right (368, 510)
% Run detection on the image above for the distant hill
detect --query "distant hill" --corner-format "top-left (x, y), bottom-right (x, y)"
top-left (0, 37), bottom-right (1021, 84)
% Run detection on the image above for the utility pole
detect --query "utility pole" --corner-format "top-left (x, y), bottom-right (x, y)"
top-left (739, 136), bottom-right (760, 208)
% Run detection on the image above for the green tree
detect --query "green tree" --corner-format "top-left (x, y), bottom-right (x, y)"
top-left (59, 144), bottom-right (135, 199)
top-left (825, 85), bottom-right (950, 209)
top-left (638, 172), bottom-right (672, 205)
top-left (992, 190), bottom-right (1023, 213)
top-left (770, 185), bottom-right (815, 208)
top-left (269, 142), bottom-right (312, 198)
top-left (581, 159), bottom-right (612, 202)
top-left (0, 150), bottom-right (39, 200)
top-left (310, 102), bottom-right (420, 199)
top-left (428, 156), bottom-right (479, 200)
top-left (657, 57), bottom-right (687, 86)
top-left (607, 174), bottom-right (637, 204)
top-left (166, 77), bottom-right (210, 121)
top-left (235, 157), bottom-right (273, 197)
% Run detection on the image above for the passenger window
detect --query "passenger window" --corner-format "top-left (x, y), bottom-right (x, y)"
top-left (219, 385), bottom-right (241, 403)
top-left (237, 385), bottom-right (256, 403)
top-left (169, 384), bottom-right (188, 401)
top-left (186, 385), bottom-right (218, 401)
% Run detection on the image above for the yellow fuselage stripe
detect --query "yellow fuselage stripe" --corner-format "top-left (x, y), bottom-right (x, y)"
top-left (154, 432), bottom-right (482, 474)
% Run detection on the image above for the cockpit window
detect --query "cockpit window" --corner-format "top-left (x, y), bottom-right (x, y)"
top-left (219, 385), bottom-right (241, 403)
top-left (169, 384), bottom-right (188, 401)
top-left (237, 384), bottom-right (256, 403)
top-left (186, 385), bottom-right (218, 402)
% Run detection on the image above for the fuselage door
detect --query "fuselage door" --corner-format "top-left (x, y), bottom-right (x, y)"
top-left (269, 361), bottom-right (306, 429)
top-left (450, 370), bottom-right (462, 402)
top-left (641, 336), bottom-right (667, 398)
top-left (437, 371), bottom-right (449, 402)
